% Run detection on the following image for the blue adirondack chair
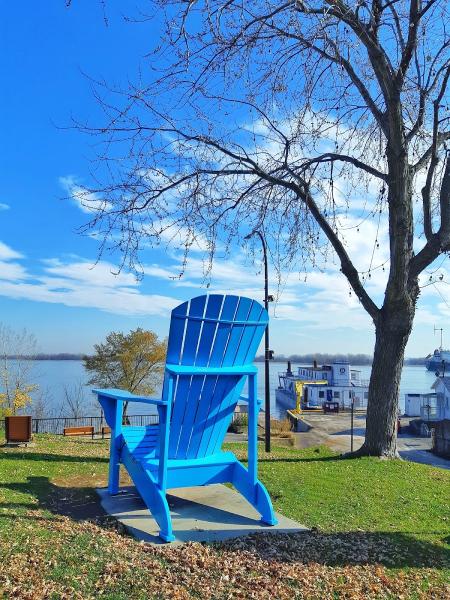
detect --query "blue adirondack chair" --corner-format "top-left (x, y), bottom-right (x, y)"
top-left (94, 294), bottom-right (278, 542)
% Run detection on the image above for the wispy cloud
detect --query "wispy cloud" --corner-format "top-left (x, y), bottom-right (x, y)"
top-left (0, 236), bottom-right (447, 355)
top-left (0, 241), bottom-right (23, 261)
top-left (0, 241), bottom-right (179, 317)
top-left (60, 175), bottom-right (112, 214)
top-left (0, 203), bottom-right (10, 211)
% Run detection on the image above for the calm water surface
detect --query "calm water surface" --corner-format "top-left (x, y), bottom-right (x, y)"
top-left (17, 360), bottom-right (437, 418)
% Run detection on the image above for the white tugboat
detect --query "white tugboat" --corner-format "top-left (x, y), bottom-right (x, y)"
top-left (276, 359), bottom-right (369, 411)
top-left (425, 327), bottom-right (450, 372)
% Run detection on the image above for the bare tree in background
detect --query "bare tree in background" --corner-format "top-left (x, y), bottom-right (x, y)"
top-left (61, 382), bottom-right (90, 419)
top-left (74, 1), bottom-right (449, 457)
top-left (0, 324), bottom-right (38, 416)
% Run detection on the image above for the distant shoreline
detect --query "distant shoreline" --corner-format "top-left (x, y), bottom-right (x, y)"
top-left (255, 355), bottom-right (427, 366)
top-left (6, 354), bottom-right (85, 361)
top-left (7, 353), bottom-right (427, 366)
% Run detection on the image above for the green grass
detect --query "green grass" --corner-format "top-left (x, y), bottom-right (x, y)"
top-left (0, 435), bottom-right (448, 598)
top-left (227, 443), bottom-right (450, 572)
top-left (229, 443), bottom-right (449, 535)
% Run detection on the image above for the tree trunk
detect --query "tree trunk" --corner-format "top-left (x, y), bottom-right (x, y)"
top-left (358, 305), bottom-right (415, 458)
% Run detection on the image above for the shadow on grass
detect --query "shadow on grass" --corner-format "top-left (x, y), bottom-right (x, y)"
top-left (2, 476), bottom-right (449, 569)
top-left (0, 451), bottom-right (108, 464)
top-left (1, 450), bottom-right (343, 466)
top-left (0, 476), bottom-right (106, 521)
top-left (220, 530), bottom-right (450, 569)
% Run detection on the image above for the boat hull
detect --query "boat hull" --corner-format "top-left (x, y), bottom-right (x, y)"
top-left (425, 351), bottom-right (450, 372)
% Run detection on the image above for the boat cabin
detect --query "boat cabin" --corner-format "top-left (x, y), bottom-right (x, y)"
top-left (276, 360), bottom-right (369, 410)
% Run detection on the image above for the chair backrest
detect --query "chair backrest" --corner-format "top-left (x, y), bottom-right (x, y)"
top-left (165, 294), bottom-right (267, 459)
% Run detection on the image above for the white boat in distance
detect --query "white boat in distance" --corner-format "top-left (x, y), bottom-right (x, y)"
top-left (426, 327), bottom-right (450, 372)
top-left (425, 348), bottom-right (450, 373)
top-left (276, 360), bottom-right (369, 411)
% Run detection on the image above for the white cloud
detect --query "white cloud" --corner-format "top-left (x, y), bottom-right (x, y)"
top-left (60, 175), bottom-right (112, 214)
top-left (0, 241), bottom-right (179, 317)
top-left (0, 278), bottom-right (177, 317)
top-left (0, 241), bottom-right (24, 261)
top-left (42, 258), bottom-right (138, 288)
top-left (0, 261), bottom-right (28, 281)
top-left (0, 203), bottom-right (10, 211)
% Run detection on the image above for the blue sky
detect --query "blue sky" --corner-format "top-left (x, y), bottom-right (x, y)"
top-left (0, 3), bottom-right (448, 357)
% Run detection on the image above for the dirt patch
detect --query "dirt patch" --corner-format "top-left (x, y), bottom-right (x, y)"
top-left (47, 472), bottom-right (132, 521)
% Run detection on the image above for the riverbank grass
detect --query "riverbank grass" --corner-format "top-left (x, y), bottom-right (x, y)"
top-left (0, 435), bottom-right (448, 598)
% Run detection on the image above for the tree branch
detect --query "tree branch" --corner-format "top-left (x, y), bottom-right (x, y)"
top-left (297, 152), bottom-right (387, 180)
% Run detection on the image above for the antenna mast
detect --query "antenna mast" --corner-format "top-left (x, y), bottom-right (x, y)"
top-left (434, 326), bottom-right (444, 350)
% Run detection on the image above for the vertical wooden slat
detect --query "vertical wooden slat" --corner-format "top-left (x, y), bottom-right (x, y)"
top-left (234, 301), bottom-right (264, 365)
top-left (181, 295), bottom-right (207, 365)
top-left (166, 301), bottom-right (188, 364)
top-left (221, 296), bottom-right (252, 366)
top-left (177, 295), bottom-right (223, 458)
top-left (193, 296), bottom-right (239, 458)
top-left (208, 296), bottom-right (240, 366)
top-left (204, 297), bottom-right (253, 456)
top-left (211, 302), bottom-right (267, 455)
top-left (207, 298), bottom-right (255, 453)
top-left (169, 296), bottom-right (206, 456)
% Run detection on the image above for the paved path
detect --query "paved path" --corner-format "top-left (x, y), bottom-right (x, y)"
top-left (291, 412), bottom-right (450, 469)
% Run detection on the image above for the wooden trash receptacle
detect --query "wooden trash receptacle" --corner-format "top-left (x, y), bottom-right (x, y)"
top-left (5, 415), bottom-right (32, 443)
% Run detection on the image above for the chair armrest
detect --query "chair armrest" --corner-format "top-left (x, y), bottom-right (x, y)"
top-left (93, 388), bottom-right (167, 406)
top-left (165, 364), bottom-right (258, 376)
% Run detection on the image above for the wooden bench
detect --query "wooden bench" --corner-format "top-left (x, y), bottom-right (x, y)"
top-left (101, 426), bottom-right (111, 439)
top-left (63, 426), bottom-right (94, 438)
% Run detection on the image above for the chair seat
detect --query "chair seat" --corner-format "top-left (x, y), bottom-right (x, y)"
top-left (138, 450), bottom-right (238, 469)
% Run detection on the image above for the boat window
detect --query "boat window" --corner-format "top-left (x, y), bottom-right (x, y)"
top-left (333, 391), bottom-right (340, 398)
top-left (319, 391), bottom-right (324, 398)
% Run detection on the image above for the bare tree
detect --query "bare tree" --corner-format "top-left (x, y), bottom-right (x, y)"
top-left (74, 1), bottom-right (449, 457)
top-left (32, 387), bottom-right (57, 419)
top-left (0, 324), bottom-right (38, 416)
top-left (61, 382), bottom-right (90, 419)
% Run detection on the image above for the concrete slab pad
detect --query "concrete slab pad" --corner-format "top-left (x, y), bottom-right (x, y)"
top-left (97, 484), bottom-right (307, 544)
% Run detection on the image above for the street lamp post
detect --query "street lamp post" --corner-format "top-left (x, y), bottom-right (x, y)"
top-left (245, 229), bottom-right (273, 452)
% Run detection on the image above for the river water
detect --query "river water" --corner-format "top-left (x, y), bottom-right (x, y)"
top-left (15, 360), bottom-right (437, 419)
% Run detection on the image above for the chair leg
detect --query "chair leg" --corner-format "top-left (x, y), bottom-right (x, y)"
top-left (108, 450), bottom-right (120, 495)
top-left (122, 454), bottom-right (175, 542)
top-left (151, 488), bottom-right (175, 543)
top-left (232, 462), bottom-right (278, 526)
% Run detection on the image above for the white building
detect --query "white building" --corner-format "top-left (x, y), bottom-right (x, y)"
top-left (432, 377), bottom-right (450, 421)
top-left (405, 393), bottom-right (437, 418)
top-left (405, 377), bottom-right (450, 421)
